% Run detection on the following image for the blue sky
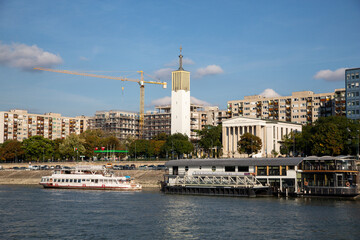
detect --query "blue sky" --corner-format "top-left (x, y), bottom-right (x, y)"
top-left (1, 0), bottom-right (360, 117)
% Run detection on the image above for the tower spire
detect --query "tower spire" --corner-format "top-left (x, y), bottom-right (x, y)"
top-left (178, 45), bottom-right (184, 70)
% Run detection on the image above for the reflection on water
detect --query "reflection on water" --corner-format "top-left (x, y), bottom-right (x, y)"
top-left (0, 185), bottom-right (359, 240)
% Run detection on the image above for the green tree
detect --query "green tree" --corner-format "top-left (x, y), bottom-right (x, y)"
top-left (0, 140), bottom-right (25, 162)
top-left (59, 134), bottom-right (86, 161)
top-left (162, 133), bottom-right (194, 159)
top-left (129, 139), bottom-right (149, 159)
top-left (196, 125), bottom-right (222, 158)
top-left (152, 132), bottom-right (168, 141)
top-left (80, 129), bottom-right (107, 158)
top-left (280, 116), bottom-right (360, 157)
top-left (103, 135), bottom-right (127, 159)
top-left (53, 138), bottom-right (64, 161)
top-left (148, 139), bottom-right (166, 158)
top-left (280, 130), bottom-right (302, 156)
top-left (237, 133), bottom-right (262, 157)
top-left (310, 121), bottom-right (344, 156)
top-left (22, 136), bottom-right (54, 162)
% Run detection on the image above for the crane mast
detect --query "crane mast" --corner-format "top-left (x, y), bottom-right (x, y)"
top-left (34, 67), bottom-right (167, 139)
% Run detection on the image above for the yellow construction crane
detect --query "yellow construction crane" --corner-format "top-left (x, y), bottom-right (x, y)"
top-left (33, 67), bottom-right (167, 138)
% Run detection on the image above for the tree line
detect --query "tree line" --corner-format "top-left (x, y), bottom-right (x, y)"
top-left (0, 126), bottom-right (223, 162)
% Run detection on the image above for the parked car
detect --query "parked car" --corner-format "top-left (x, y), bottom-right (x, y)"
top-left (13, 167), bottom-right (20, 170)
top-left (148, 165), bottom-right (157, 170)
top-left (156, 165), bottom-right (167, 170)
top-left (138, 165), bottom-right (148, 170)
top-left (29, 165), bottom-right (39, 170)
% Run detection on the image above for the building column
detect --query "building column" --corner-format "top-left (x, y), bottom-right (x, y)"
top-left (222, 126), bottom-right (227, 157)
top-left (232, 127), bottom-right (236, 157)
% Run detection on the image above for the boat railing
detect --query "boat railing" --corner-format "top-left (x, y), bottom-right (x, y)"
top-left (165, 174), bottom-right (264, 188)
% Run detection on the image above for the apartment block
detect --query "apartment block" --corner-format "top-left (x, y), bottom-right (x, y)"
top-left (0, 109), bottom-right (89, 144)
top-left (345, 68), bottom-right (360, 120)
top-left (88, 110), bottom-right (139, 140)
top-left (143, 105), bottom-right (230, 140)
top-left (227, 91), bottom-right (337, 124)
top-left (144, 106), bottom-right (171, 140)
top-left (329, 88), bottom-right (346, 117)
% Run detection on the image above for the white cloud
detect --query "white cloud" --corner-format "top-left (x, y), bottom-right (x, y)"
top-left (191, 96), bottom-right (211, 106)
top-left (195, 65), bottom-right (224, 78)
top-left (259, 89), bottom-right (281, 98)
top-left (0, 42), bottom-right (63, 71)
top-left (150, 96), bottom-right (211, 106)
top-left (165, 57), bottom-right (195, 67)
top-left (153, 68), bottom-right (173, 81)
top-left (150, 96), bottom-right (171, 106)
top-left (313, 68), bottom-right (345, 82)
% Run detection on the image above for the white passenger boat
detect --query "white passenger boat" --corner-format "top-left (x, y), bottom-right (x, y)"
top-left (39, 165), bottom-right (142, 191)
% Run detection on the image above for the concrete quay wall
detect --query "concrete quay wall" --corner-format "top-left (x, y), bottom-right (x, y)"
top-left (0, 163), bottom-right (166, 188)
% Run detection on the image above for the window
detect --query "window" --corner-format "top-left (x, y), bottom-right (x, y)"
top-left (225, 166), bottom-right (235, 172)
top-left (269, 166), bottom-right (280, 175)
top-left (211, 166), bottom-right (216, 172)
top-left (238, 166), bottom-right (249, 172)
top-left (257, 166), bottom-right (266, 176)
top-left (185, 166), bottom-right (189, 172)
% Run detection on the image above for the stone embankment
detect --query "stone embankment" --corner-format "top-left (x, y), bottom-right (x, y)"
top-left (0, 162), bottom-right (167, 188)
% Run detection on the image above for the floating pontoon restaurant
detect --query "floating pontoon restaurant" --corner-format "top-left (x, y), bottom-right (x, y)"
top-left (163, 158), bottom-right (303, 197)
top-left (299, 156), bottom-right (358, 197)
top-left (163, 157), bottom-right (359, 197)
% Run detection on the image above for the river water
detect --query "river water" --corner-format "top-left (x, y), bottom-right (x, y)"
top-left (0, 185), bottom-right (359, 240)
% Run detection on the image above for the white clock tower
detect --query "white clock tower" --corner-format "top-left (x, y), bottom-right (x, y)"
top-left (171, 47), bottom-right (190, 137)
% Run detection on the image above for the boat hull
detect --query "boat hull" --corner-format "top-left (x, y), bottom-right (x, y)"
top-left (40, 183), bottom-right (142, 191)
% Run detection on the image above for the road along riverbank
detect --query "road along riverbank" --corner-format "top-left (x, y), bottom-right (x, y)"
top-left (0, 169), bottom-right (165, 188)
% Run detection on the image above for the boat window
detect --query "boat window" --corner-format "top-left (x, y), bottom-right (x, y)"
top-left (225, 166), bottom-right (235, 172)
top-left (257, 166), bottom-right (266, 176)
top-left (91, 179), bottom-right (94, 182)
top-left (66, 179), bottom-right (69, 182)
top-left (185, 166), bottom-right (189, 172)
top-left (62, 179), bottom-right (65, 182)
top-left (82, 179), bottom-right (85, 182)
top-left (238, 166), bottom-right (249, 172)
top-left (70, 179), bottom-right (73, 183)
top-left (95, 179), bottom-right (98, 183)
top-left (212, 166), bottom-right (216, 172)
top-left (269, 166), bottom-right (280, 175)
top-left (78, 179), bottom-right (81, 183)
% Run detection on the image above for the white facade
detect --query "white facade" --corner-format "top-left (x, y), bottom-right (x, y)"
top-left (171, 52), bottom-right (191, 137)
top-left (222, 117), bottom-right (302, 158)
top-left (171, 90), bottom-right (190, 136)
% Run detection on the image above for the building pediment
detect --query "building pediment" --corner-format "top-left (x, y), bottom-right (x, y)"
top-left (222, 117), bottom-right (267, 126)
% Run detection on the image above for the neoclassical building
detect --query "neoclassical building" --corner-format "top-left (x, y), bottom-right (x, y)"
top-left (222, 117), bottom-right (302, 158)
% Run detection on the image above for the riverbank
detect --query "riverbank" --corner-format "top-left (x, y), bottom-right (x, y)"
top-left (0, 163), bottom-right (166, 188)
